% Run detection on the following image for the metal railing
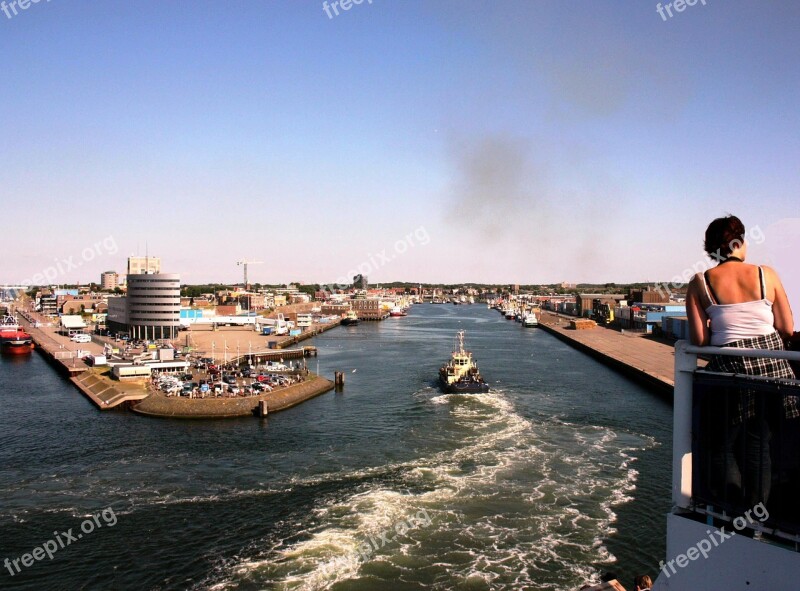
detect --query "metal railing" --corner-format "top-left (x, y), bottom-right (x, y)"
top-left (673, 340), bottom-right (800, 540)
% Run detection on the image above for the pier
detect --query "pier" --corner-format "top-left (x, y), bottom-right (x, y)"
top-left (537, 311), bottom-right (682, 398)
top-left (17, 314), bottom-right (103, 376)
top-left (275, 319), bottom-right (341, 348)
top-left (15, 311), bottom-right (333, 412)
top-left (132, 373), bottom-right (335, 419)
top-left (225, 346), bottom-right (317, 366)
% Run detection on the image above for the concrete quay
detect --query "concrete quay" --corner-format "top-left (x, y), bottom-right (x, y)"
top-left (132, 374), bottom-right (335, 419)
top-left (17, 312), bottom-right (104, 377)
top-left (276, 319), bottom-right (341, 349)
top-left (537, 311), bottom-right (681, 398)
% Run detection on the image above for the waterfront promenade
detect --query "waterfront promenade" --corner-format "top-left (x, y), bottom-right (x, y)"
top-left (537, 311), bottom-right (685, 398)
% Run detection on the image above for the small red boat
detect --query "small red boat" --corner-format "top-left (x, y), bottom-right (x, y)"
top-left (0, 315), bottom-right (33, 355)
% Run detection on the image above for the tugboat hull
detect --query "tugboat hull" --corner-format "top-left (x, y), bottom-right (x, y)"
top-left (439, 377), bottom-right (490, 394)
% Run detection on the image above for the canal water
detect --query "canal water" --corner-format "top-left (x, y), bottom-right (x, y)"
top-left (0, 304), bottom-right (672, 590)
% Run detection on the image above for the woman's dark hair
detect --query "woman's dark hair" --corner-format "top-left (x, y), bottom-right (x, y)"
top-left (704, 215), bottom-right (745, 260)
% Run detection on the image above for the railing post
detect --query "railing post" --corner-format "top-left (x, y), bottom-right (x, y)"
top-left (673, 340), bottom-right (696, 509)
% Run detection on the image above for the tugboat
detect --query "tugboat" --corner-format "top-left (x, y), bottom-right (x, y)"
top-left (439, 331), bottom-right (490, 394)
top-left (341, 310), bottom-right (359, 326)
top-left (0, 315), bottom-right (33, 355)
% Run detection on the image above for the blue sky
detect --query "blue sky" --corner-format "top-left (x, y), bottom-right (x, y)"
top-left (1, 1), bottom-right (798, 308)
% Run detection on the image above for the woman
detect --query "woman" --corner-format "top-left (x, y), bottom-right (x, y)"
top-left (687, 215), bottom-right (794, 350)
top-left (686, 215), bottom-right (797, 506)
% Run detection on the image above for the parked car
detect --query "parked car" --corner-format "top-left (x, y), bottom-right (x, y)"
top-left (228, 385), bottom-right (240, 395)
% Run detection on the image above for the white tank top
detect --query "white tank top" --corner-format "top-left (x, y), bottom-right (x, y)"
top-left (700, 266), bottom-right (776, 346)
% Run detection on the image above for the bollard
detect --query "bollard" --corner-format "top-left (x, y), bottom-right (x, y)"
top-left (259, 399), bottom-right (269, 417)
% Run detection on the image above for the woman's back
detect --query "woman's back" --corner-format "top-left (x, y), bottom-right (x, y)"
top-left (701, 262), bottom-right (775, 346)
top-left (705, 262), bottom-right (773, 305)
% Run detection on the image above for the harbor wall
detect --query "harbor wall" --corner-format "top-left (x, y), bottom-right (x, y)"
top-left (537, 312), bottom-right (675, 400)
top-left (131, 374), bottom-right (335, 419)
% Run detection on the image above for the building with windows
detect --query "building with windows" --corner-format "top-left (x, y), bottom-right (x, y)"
top-left (38, 292), bottom-right (58, 316)
top-left (101, 271), bottom-right (119, 290)
top-left (107, 273), bottom-right (180, 340)
top-left (127, 273), bottom-right (180, 340)
top-left (127, 256), bottom-right (161, 276)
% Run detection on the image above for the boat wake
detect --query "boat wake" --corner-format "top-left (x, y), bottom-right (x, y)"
top-left (201, 390), bottom-right (655, 591)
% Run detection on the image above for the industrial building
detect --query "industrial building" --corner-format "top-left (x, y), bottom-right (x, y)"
top-left (615, 303), bottom-right (687, 333)
top-left (574, 293), bottom-right (627, 317)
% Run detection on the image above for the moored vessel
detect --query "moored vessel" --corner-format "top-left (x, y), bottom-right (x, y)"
top-left (522, 312), bottom-right (538, 327)
top-left (438, 330), bottom-right (489, 394)
top-left (0, 315), bottom-right (33, 355)
top-left (389, 306), bottom-right (407, 317)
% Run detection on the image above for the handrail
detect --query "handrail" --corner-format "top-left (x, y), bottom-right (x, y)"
top-left (672, 340), bottom-right (799, 509)
top-left (682, 343), bottom-right (800, 361)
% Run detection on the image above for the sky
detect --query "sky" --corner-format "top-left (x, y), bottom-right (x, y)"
top-left (1, 0), bottom-right (798, 314)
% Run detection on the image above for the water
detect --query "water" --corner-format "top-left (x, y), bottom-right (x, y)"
top-left (0, 305), bottom-right (672, 590)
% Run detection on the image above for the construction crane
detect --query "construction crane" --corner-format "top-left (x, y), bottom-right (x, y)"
top-left (236, 259), bottom-right (263, 288)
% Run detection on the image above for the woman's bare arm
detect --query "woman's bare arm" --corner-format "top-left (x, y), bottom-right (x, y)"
top-left (764, 266), bottom-right (794, 339)
top-left (687, 276), bottom-right (710, 346)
